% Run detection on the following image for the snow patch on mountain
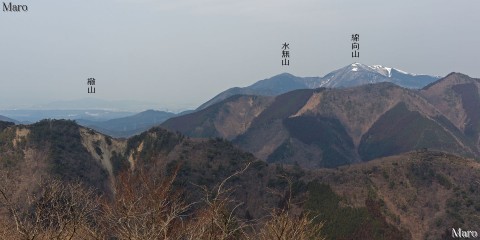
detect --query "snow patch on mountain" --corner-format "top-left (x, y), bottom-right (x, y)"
top-left (197, 63), bottom-right (442, 110)
top-left (369, 65), bottom-right (393, 77)
top-left (393, 68), bottom-right (414, 76)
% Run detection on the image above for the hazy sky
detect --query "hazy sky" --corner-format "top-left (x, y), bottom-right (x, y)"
top-left (1, 0), bottom-right (479, 110)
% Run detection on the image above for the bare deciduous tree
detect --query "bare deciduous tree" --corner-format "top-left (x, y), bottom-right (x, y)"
top-left (0, 177), bottom-right (100, 240)
top-left (100, 167), bottom-right (190, 240)
top-left (258, 208), bottom-right (325, 240)
top-left (258, 175), bottom-right (325, 240)
top-left (0, 162), bottom-right (326, 240)
top-left (183, 162), bottom-right (252, 240)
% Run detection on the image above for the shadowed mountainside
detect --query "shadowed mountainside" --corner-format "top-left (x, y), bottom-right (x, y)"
top-left (0, 120), bottom-right (478, 239)
top-left (163, 73), bottom-right (480, 168)
top-left (421, 73), bottom-right (480, 150)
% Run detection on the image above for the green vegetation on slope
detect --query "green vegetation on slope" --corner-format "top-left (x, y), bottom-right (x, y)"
top-left (0, 121), bottom-right (15, 131)
top-left (0, 122), bottom-right (24, 167)
top-left (305, 181), bottom-right (407, 240)
top-left (28, 119), bottom-right (108, 190)
top-left (126, 127), bottom-right (184, 165)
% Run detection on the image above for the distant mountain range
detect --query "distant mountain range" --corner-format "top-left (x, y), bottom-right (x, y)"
top-left (163, 72), bottom-right (480, 168)
top-left (0, 115), bottom-right (18, 124)
top-left (0, 98), bottom-right (179, 124)
top-left (0, 109), bottom-right (186, 138)
top-left (0, 63), bottom-right (440, 136)
top-left (77, 110), bottom-right (176, 138)
top-left (197, 63), bottom-right (440, 110)
top-left (1, 70), bottom-right (479, 240)
top-left (30, 98), bottom-right (166, 112)
top-left (0, 109), bottom-right (136, 123)
top-left (82, 63), bottom-right (439, 138)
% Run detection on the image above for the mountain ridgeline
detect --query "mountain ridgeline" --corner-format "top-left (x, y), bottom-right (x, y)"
top-left (76, 110), bottom-right (176, 138)
top-left (163, 73), bottom-right (480, 168)
top-left (1, 67), bottom-right (479, 239)
top-left (0, 120), bottom-right (479, 239)
top-left (0, 63), bottom-right (439, 139)
top-left (197, 63), bottom-right (439, 110)
top-left (0, 115), bottom-right (18, 124)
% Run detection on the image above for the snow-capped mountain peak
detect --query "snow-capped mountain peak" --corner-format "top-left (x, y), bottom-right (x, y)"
top-left (197, 63), bottom-right (441, 109)
top-left (369, 65), bottom-right (393, 77)
top-left (314, 63), bottom-right (440, 89)
top-left (349, 62), bottom-right (370, 72)
top-left (367, 64), bottom-right (420, 78)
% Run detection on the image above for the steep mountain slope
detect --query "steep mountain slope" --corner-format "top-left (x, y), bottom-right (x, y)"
top-left (198, 63), bottom-right (439, 110)
top-left (0, 120), bottom-right (269, 226)
top-left (1, 120), bottom-right (478, 240)
top-left (0, 120), bottom-right (111, 193)
top-left (167, 89), bottom-right (326, 166)
top-left (77, 110), bottom-right (176, 138)
top-left (358, 102), bottom-right (472, 160)
top-left (123, 129), bottom-right (470, 240)
top-left (232, 89), bottom-right (348, 167)
top-left (165, 79), bottom-right (477, 167)
top-left (0, 120), bottom-right (258, 199)
top-left (421, 73), bottom-right (480, 148)
top-left (293, 83), bottom-right (476, 161)
top-left (162, 95), bottom-right (274, 139)
top-left (128, 130), bottom-right (480, 239)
